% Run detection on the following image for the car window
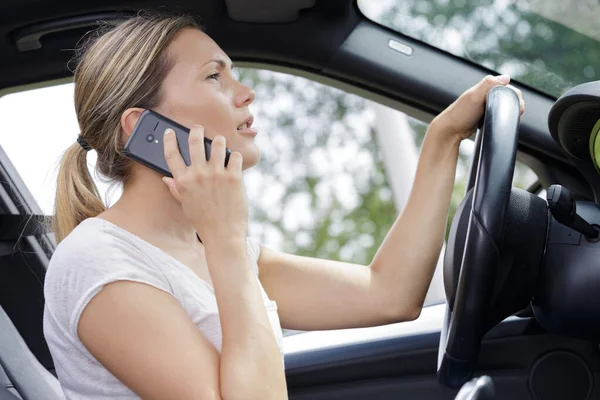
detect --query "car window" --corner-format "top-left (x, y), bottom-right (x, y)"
top-left (359, 0), bottom-right (600, 98)
top-left (0, 67), bottom-right (539, 342)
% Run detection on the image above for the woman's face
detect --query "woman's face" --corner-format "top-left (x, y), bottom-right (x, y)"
top-left (155, 28), bottom-right (259, 169)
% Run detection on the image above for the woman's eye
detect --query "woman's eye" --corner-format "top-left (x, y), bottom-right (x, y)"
top-left (208, 72), bottom-right (221, 81)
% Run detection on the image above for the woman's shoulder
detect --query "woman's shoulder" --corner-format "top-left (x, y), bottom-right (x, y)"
top-left (48, 217), bottom-right (145, 270)
top-left (44, 218), bottom-right (174, 332)
top-left (44, 218), bottom-right (167, 304)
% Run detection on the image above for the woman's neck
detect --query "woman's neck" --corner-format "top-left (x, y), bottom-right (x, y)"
top-left (102, 168), bottom-right (198, 245)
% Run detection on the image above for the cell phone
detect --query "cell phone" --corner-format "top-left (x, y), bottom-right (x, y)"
top-left (123, 109), bottom-right (231, 177)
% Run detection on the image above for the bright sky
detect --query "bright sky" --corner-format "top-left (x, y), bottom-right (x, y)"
top-left (0, 83), bottom-right (88, 214)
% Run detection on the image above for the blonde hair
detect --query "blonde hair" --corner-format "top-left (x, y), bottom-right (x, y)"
top-left (52, 11), bottom-right (199, 243)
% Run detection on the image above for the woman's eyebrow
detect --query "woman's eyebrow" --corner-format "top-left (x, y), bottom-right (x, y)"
top-left (201, 58), bottom-right (234, 70)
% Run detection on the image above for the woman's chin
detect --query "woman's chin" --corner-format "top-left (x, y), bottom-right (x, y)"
top-left (241, 147), bottom-right (261, 170)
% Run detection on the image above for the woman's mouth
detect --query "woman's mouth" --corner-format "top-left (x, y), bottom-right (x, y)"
top-left (237, 116), bottom-right (257, 137)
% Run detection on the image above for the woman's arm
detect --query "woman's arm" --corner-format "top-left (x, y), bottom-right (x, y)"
top-left (258, 75), bottom-right (525, 331)
top-left (258, 121), bottom-right (457, 330)
top-left (79, 281), bottom-right (224, 400)
top-left (205, 239), bottom-right (287, 400)
top-left (79, 241), bottom-right (286, 400)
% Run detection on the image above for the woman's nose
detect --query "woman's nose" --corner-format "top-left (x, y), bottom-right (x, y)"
top-left (235, 83), bottom-right (256, 107)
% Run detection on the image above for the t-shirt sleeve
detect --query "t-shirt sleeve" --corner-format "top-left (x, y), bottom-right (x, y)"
top-left (45, 233), bottom-right (173, 340)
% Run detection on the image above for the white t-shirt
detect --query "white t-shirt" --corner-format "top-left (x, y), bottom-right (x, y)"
top-left (43, 217), bottom-right (284, 399)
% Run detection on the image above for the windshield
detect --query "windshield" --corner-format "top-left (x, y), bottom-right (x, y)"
top-left (359, 0), bottom-right (600, 98)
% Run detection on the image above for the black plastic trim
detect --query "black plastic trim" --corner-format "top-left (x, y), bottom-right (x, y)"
top-left (323, 20), bottom-right (565, 164)
top-left (285, 316), bottom-right (531, 374)
top-left (12, 12), bottom-right (132, 52)
top-left (0, 146), bottom-right (55, 258)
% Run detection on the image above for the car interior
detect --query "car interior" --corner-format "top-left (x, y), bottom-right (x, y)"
top-left (1, 0), bottom-right (600, 399)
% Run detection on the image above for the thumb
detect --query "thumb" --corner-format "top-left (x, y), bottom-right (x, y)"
top-left (494, 74), bottom-right (510, 85)
top-left (479, 74), bottom-right (510, 91)
top-left (162, 177), bottom-right (182, 203)
top-left (472, 74), bottom-right (511, 103)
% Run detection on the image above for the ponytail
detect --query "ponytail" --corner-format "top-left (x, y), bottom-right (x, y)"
top-left (53, 143), bottom-right (105, 243)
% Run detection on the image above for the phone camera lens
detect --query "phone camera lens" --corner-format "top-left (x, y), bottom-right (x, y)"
top-left (146, 134), bottom-right (155, 143)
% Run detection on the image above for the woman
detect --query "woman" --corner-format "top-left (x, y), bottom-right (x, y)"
top-left (42, 11), bottom-right (524, 400)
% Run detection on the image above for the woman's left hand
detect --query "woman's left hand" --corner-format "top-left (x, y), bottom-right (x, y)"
top-left (432, 74), bottom-right (525, 142)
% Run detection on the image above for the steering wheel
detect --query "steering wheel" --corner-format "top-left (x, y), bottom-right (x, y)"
top-left (437, 86), bottom-right (522, 388)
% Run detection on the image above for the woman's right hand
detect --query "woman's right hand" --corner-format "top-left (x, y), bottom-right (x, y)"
top-left (161, 125), bottom-right (248, 244)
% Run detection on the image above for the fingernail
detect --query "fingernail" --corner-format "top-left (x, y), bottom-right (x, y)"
top-left (164, 128), bottom-right (173, 136)
top-left (496, 74), bottom-right (510, 84)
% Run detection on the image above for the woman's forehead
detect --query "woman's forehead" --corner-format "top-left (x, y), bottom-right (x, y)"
top-left (169, 28), bottom-right (230, 67)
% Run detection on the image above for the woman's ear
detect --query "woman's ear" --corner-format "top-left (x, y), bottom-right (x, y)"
top-left (120, 108), bottom-right (146, 142)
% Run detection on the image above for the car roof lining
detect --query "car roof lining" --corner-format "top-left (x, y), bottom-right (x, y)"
top-left (0, 0), bottom-right (358, 89)
top-left (224, 0), bottom-right (316, 23)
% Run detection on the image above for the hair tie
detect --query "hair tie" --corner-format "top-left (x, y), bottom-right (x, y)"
top-left (77, 136), bottom-right (92, 152)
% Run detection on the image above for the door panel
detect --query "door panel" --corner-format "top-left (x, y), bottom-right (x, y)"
top-left (286, 318), bottom-right (600, 399)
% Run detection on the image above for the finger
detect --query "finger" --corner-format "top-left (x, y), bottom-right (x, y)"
top-left (162, 177), bottom-right (182, 203)
top-left (506, 84), bottom-right (522, 97)
top-left (479, 74), bottom-right (510, 93)
top-left (188, 125), bottom-right (207, 167)
top-left (226, 151), bottom-right (243, 175)
top-left (210, 135), bottom-right (227, 170)
top-left (465, 75), bottom-right (511, 106)
top-left (506, 84), bottom-right (523, 103)
top-left (163, 129), bottom-right (187, 178)
top-left (520, 99), bottom-right (525, 117)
